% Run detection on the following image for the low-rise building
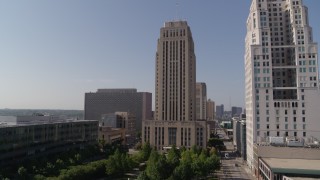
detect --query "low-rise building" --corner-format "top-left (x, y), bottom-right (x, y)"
top-left (0, 115), bottom-right (98, 167)
top-left (254, 145), bottom-right (320, 179)
top-left (98, 126), bottom-right (126, 145)
top-left (100, 112), bottom-right (136, 145)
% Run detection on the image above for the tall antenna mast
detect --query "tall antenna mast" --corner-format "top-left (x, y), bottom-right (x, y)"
top-left (175, 0), bottom-right (180, 21)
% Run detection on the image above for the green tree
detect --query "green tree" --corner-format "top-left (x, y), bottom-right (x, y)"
top-left (140, 142), bottom-right (152, 161)
top-left (137, 171), bottom-right (149, 180)
top-left (145, 150), bottom-right (169, 179)
top-left (17, 166), bottom-right (28, 180)
top-left (172, 162), bottom-right (193, 180)
top-left (167, 145), bottom-right (180, 170)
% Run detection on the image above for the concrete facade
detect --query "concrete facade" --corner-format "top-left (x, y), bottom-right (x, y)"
top-left (254, 145), bottom-right (320, 179)
top-left (196, 82), bottom-right (207, 120)
top-left (84, 88), bottom-right (152, 132)
top-left (245, 0), bottom-right (320, 169)
top-left (142, 20), bottom-right (207, 150)
top-left (100, 112), bottom-right (136, 145)
top-left (98, 126), bottom-right (126, 145)
top-left (0, 116), bottom-right (98, 167)
top-left (206, 99), bottom-right (215, 120)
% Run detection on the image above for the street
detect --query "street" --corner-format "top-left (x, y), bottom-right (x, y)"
top-left (214, 119), bottom-right (254, 180)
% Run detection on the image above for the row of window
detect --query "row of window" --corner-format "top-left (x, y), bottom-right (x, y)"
top-left (257, 131), bottom-right (306, 137)
top-left (257, 123), bottom-right (306, 130)
top-left (299, 60), bottom-right (316, 66)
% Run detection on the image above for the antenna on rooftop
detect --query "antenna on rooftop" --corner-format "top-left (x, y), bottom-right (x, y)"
top-left (175, 0), bottom-right (180, 21)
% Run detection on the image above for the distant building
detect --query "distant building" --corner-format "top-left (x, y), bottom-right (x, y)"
top-left (206, 99), bottom-right (215, 120)
top-left (216, 104), bottom-right (224, 118)
top-left (196, 82), bottom-right (207, 120)
top-left (0, 115), bottom-right (98, 167)
top-left (231, 106), bottom-right (242, 117)
top-left (142, 21), bottom-right (207, 150)
top-left (98, 127), bottom-right (126, 145)
top-left (84, 88), bottom-right (152, 132)
top-left (233, 114), bottom-right (246, 160)
top-left (100, 112), bottom-right (136, 145)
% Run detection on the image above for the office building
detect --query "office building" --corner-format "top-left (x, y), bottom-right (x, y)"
top-left (233, 114), bottom-right (247, 161)
top-left (100, 112), bottom-right (136, 145)
top-left (142, 21), bottom-right (207, 150)
top-left (216, 104), bottom-right (224, 118)
top-left (196, 82), bottom-right (207, 120)
top-left (0, 115), bottom-right (98, 167)
top-left (206, 99), bottom-right (215, 120)
top-left (245, 0), bottom-right (320, 169)
top-left (231, 106), bottom-right (243, 117)
top-left (98, 127), bottom-right (126, 145)
top-left (85, 88), bottom-right (152, 131)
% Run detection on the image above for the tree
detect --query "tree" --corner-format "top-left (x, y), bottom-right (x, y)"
top-left (137, 171), bottom-right (149, 180)
top-left (145, 151), bottom-right (169, 180)
top-left (208, 138), bottom-right (226, 151)
top-left (17, 166), bottom-right (28, 180)
top-left (140, 141), bottom-right (152, 161)
top-left (167, 145), bottom-right (180, 170)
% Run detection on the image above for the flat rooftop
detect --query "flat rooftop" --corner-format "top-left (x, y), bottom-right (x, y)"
top-left (263, 158), bottom-right (320, 175)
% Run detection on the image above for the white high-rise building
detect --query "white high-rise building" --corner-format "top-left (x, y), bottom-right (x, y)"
top-left (142, 21), bottom-right (207, 150)
top-left (245, 0), bottom-right (320, 169)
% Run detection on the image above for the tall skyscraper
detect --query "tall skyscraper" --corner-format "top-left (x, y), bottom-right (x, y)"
top-left (143, 21), bottom-right (207, 150)
top-left (196, 82), bottom-right (207, 120)
top-left (245, 0), bottom-right (320, 169)
top-left (84, 89), bottom-right (152, 131)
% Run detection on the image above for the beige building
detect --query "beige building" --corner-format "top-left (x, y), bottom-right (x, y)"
top-left (98, 126), bottom-right (126, 145)
top-left (196, 82), bottom-right (207, 120)
top-left (142, 20), bottom-right (207, 150)
top-left (206, 99), bottom-right (215, 120)
top-left (100, 112), bottom-right (136, 145)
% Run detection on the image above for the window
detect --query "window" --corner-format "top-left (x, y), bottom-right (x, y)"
top-left (302, 117), bottom-right (306, 122)
top-left (267, 124), bottom-right (269, 129)
top-left (285, 124), bottom-right (288, 129)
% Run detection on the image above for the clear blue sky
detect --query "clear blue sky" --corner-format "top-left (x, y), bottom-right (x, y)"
top-left (0, 0), bottom-right (319, 110)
